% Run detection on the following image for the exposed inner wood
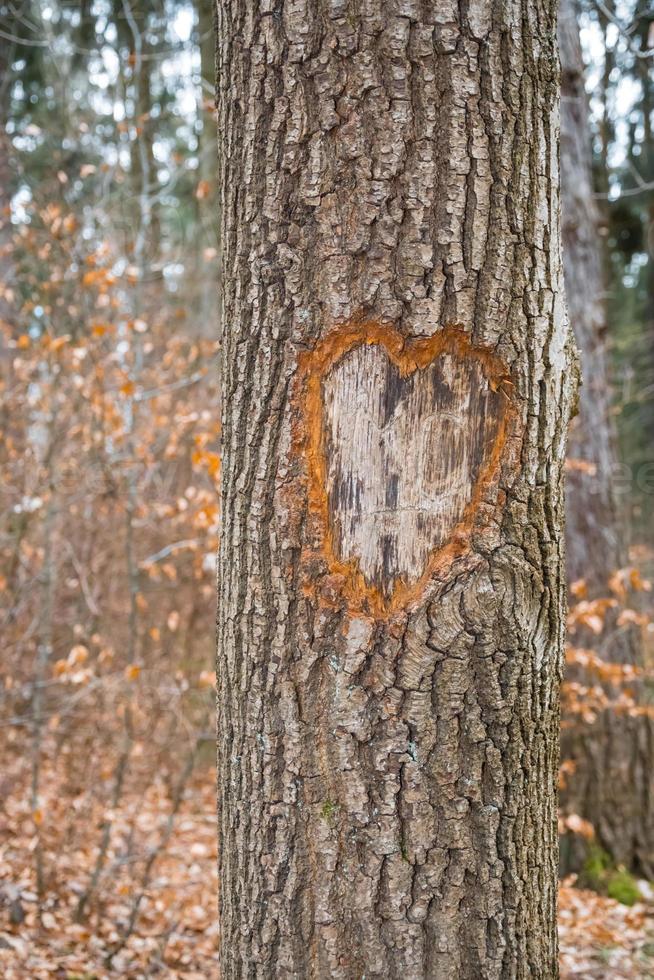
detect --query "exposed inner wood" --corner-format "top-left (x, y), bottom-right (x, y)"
top-left (297, 321), bottom-right (514, 616)
top-left (323, 342), bottom-right (502, 599)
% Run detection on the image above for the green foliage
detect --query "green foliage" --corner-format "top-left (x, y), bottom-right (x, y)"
top-left (605, 868), bottom-right (642, 907)
top-left (580, 844), bottom-right (642, 906)
top-left (581, 843), bottom-right (611, 888)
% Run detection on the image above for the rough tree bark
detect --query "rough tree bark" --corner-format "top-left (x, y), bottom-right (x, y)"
top-left (217, 2), bottom-right (576, 977)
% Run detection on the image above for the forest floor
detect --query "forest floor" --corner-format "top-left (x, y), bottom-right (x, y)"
top-left (1, 755), bottom-right (654, 979)
top-left (559, 883), bottom-right (654, 978)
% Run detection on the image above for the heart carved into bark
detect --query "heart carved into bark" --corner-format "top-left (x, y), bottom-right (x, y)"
top-left (297, 322), bottom-right (515, 617)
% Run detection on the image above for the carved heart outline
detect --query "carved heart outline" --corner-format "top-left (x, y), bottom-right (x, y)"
top-left (296, 320), bottom-right (517, 619)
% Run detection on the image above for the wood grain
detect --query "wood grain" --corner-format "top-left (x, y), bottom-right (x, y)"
top-left (298, 321), bottom-right (514, 617)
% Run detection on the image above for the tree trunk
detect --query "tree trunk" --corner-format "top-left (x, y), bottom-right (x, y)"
top-left (216, 3), bottom-right (576, 978)
top-left (559, 0), bottom-right (625, 596)
top-left (196, 0), bottom-right (221, 339)
top-left (560, 707), bottom-right (654, 879)
top-left (0, 35), bottom-right (15, 391)
top-left (558, 0), bottom-right (652, 879)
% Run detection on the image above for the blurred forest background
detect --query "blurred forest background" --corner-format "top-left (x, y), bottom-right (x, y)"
top-left (0, 0), bottom-right (654, 977)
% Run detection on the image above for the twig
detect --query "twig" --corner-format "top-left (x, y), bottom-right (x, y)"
top-left (135, 369), bottom-right (206, 402)
top-left (104, 733), bottom-right (202, 967)
top-left (595, 178), bottom-right (654, 199)
top-left (64, 539), bottom-right (101, 617)
top-left (30, 488), bottom-right (57, 917)
top-left (140, 539), bottom-right (199, 567)
top-left (591, 0), bottom-right (654, 59)
top-left (75, 707), bottom-right (133, 922)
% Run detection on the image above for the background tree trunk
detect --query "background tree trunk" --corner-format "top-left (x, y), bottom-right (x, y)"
top-left (217, 2), bottom-right (576, 977)
top-left (558, 0), bottom-right (653, 878)
top-left (560, 707), bottom-right (654, 879)
top-left (559, 0), bottom-right (626, 599)
top-left (0, 25), bottom-right (16, 393)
